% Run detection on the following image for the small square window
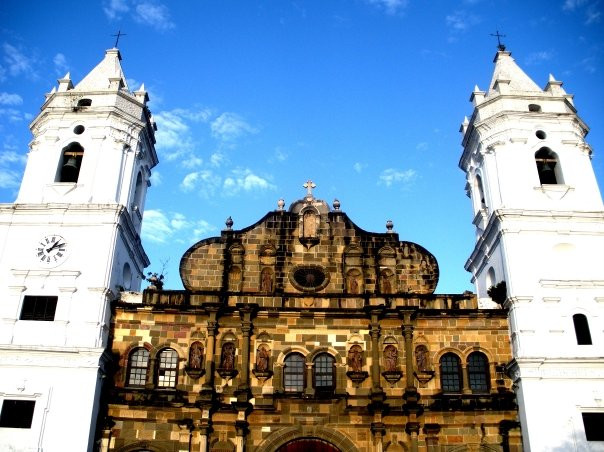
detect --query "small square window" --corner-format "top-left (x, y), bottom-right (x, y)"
top-left (0, 400), bottom-right (35, 428)
top-left (20, 296), bottom-right (57, 321)
top-left (583, 413), bottom-right (604, 441)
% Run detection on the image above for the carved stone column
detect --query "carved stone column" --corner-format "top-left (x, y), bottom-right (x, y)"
top-left (145, 357), bottom-right (157, 389)
top-left (366, 307), bottom-right (384, 391)
top-left (423, 424), bottom-right (441, 452)
top-left (203, 306), bottom-right (220, 391)
top-left (304, 362), bottom-right (315, 397)
top-left (235, 420), bottom-right (249, 452)
top-left (406, 422), bottom-right (420, 452)
top-left (237, 304), bottom-right (257, 400)
top-left (462, 364), bottom-right (471, 394)
top-left (371, 422), bottom-right (386, 452)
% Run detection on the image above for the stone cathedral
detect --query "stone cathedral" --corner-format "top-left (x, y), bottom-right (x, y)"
top-left (1, 44), bottom-right (603, 452)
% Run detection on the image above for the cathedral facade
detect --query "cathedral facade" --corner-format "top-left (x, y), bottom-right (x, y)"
top-left (103, 190), bottom-right (520, 451)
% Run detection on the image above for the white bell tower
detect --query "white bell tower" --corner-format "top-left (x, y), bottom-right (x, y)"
top-left (0, 48), bottom-right (158, 451)
top-left (460, 48), bottom-right (604, 450)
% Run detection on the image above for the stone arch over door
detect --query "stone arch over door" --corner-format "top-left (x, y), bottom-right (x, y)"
top-left (255, 426), bottom-right (359, 452)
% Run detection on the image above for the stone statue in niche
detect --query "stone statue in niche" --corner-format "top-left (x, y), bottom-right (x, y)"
top-left (347, 272), bottom-right (360, 294)
top-left (303, 211), bottom-right (316, 237)
top-left (384, 345), bottom-right (398, 372)
top-left (415, 345), bottom-right (430, 372)
top-left (380, 271), bottom-right (393, 294)
top-left (220, 342), bottom-right (235, 370)
top-left (189, 342), bottom-right (204, 369)
top-left (348, 345), bottom-right (363, 372)
top-left (256, 345), bottom-right (270, 372)
top-left (260, 268), bottom-right (273, 292)
top-left (229, 267), bottom-right (241, 290)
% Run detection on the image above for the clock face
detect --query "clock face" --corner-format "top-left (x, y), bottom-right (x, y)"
top-left (36, 234), bottom-right (68, 267)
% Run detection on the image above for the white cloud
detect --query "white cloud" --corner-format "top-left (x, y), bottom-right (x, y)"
top-left (445, 11), bottom-right (481, 32)
top-left (210, 151), bottom-right (225, 167)
top-left (416, 142), bottom-right (429, 151)
top-left (563, 0), bottom-right (588, 11)
top-left (53, 53), bottom-right (68, 75)
top-left (274, 147), bottom-right (288, 162)
top-left (378, 168), bottom-right (417, 187)
top-left (0, 108), bottom-right (27, 122)
top-left (211, 113), bottom-right (257, 141)
top-left (149, 171), bottom-right (162, 186)
top-left (353, 162), bottom-right (366, 173)
top-left (222, 168), bottom-right (275, 196)
top-left (2, 43), bottom-right (37, 79)
top-left (103, 0), bottom-right (130, 19)
top-left (0, 92), bottom-right (23, 106)
top-left (154, 108), bottom-right (210, 161)
top-left (180, 170), bottom-right (222, 197)
top-left (525, 51), bottom-right (553, 66)
top-left (142, 209), bottom-right (216, 244)
top-left (0, 150), bottom-right (26, 165)
top-left (365, 0), bottom-right (408, 14)
top-left (134, 2), bottom-right (175, 31)
top-left (0, 168), bottom-right (20, 189)
top-left (586, 4), bottom-right (602, 23)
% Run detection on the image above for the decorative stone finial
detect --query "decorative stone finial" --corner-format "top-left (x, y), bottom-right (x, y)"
top-left (303, 179), bottom-right (316, 199)
top-left (386, 220), bottom-right (394, 233)
top-left (225, 216), bottom-right (234, 230)
top-left (277, 198), bottom-right (285, 211)
top-left (333, 199), bottom-right (341, 211)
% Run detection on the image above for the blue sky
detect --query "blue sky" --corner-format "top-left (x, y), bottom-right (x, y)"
top-left (0, 0), bottom-right (602, 293)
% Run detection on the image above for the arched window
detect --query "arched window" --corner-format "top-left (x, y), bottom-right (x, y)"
top-left (440, 353), bottom-right (462, 393)
top-left (573, 314), bottom-right (592, 345)
top-left (156, 348), bottom-right (178, 388)
top-left (467, 352), bottom-right (490, 393)
top-left (475, 174), bottom-right (486, 209)
top-left (57, 142), bottom-right (84, 183)
top-left (314, 353), bottom-right (335, 393)
top-left (283, 353), bottom-right (305, 392)
top-left (132, 171), bottom-right (144, 213)
top-left (126, 348), bottom-right (149, 387)
top-left (535, 148), bottom-right (563, 185)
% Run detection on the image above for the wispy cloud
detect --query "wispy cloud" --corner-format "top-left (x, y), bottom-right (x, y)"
top-left (563, 0), bottom-right (589, 11)
top-left (180, 168), bottom-right (275, 197)
top-left (134, 1), bottom-right (175, 31)
top-left (378, 168), bottom-right (417, 187)
top-left (154, 108), bottom-right (211, 163)
top-left (0, 108), bottom-right (32, 122)
top-left (180, 170), bottom-right (222, 197)
top-left (353, 162), bottom-right (366, 173)
top-left (53, 53), bottom-right (69, 75)
top-left (416, 142), bottom-right (429, 151)
top-left (103, 0), bottom-right (130, 19)
top-left (525, 50), bottom-right (554, 66)
top-left (142, 209), bottom-right (216, 244)
top-left (211, 112), bottom-right (257, 141)
top-left (445, 11), bottom-right (481, 32)
top-left (0, 93), bottom-right (23, 106)
top-left (2, 43), bottom-right (37, 80)
top-left (149, 171), bottom-right (162, 186)
top-left (103, 0), bottom-right (175, 31)
top-left (562, 0), bottom-right (602, 24)
top-left (0, 149), bottom-right (26, 189)
top-left (364, 0), bottom-right (409, 15)
top-left (223, 168), bottom-right (275, 196)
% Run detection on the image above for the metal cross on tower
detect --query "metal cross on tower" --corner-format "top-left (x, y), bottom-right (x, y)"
top-left (303, 180), bottom-right (316, 197)
top-left (490, 30), bottom-right (506, 51)
top-left (112, 30), bottom-right (127, 48)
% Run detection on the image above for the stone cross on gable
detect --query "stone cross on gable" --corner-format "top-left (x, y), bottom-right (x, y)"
top-left (303, 180), bottom-right (316, 198)
top-left (490, 30), bottom-right (506, 51)
top-left (112, 30), bottom-right (127, 48)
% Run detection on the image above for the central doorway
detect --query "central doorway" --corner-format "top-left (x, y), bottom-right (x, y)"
top-left (276, 438), bottom-right (341, 452)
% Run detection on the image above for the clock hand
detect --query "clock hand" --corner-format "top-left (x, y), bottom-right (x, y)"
top-left (46, 241), bottom-right (65, 253)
